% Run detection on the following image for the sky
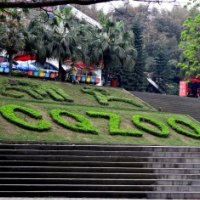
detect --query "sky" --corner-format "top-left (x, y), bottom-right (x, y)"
top-left (95, 0), bottom-right (188, 13)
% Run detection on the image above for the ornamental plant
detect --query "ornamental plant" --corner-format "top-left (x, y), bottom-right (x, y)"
top-left (132, 115), bottom-right (169, 137)
top-left (46, 88), bottom-right (74, 102)
top-left (86, 111), bottom-right (143, 136)
top-left (0, 104), bottom-right (51, 131)
top-left (168, 117), bottom-right (200, 139)
top-left (1, 87), bottom-right (24, 98)
top-left (2, 86), bottom-right (43, 100)
top-left (56, 88), bottom-right (74, 102)
top-left (50, 109), bottom-right (98, 134)
top-left (108, 97), bottom-right (143, 108)
top-left (82, 87), bottom-right (143, 108)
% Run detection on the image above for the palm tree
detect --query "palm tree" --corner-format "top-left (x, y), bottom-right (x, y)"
top-left (38, 8), bottom-right (89, 80)
top-left (87, 15), bottom-right (137, 85)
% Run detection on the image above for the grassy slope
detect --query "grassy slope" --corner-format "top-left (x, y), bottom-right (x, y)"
top-left (0, 75), bottom-right (200, 146)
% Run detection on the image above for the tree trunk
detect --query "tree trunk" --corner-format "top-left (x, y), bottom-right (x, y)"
top-left (103, 52), bottom-right (110, 86)
top-left (8, 53), bottom-right (13, 77)
top-left (58, 58), bottom-right (66, 82)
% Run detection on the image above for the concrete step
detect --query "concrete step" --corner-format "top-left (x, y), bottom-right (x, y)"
top-left (0, 190), bottom-right (199, 199)
top-left (0, 160), bottom-right (200, 168)
top-left (0, 172), bottom-right (200, 179)
top-left (0, 149), bottom-right (200, 157)
top-left (1, 143), bottom-right (200, 152)
top-left (1, 166), bottom-right (200, 174)
top-left (0, 143), bottom-right (200, 198)
top-left (0, 178), bottom-right (199, 185)
top-left (0, 184), bottom-right (199, 192)
top-left (0, 154), bottom-right (199, 163)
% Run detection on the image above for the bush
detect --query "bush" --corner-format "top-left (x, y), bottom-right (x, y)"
top-left (50, 109), bottom-right (98, 134)
top-left (1, 87), bottom-right (24, 98)
top-left (2, 86), bottom-right (43, 100)
top-left (108, 97), bottom-right (143, 108)
top-left (56, 88), bottom-right (74, 102)
top-left (33, 88), bottom-right (48, 97)
top-left (82, 87), bottom-right (142, 107)
top-left (86, 111), bottom-right (143, 136)
top-left (46, 88), bottom-right (65, 101)
top-left (168, 117), bottom-right (200, 139)
top-left (0, 104), bottom-right (51, 131)
top-left (132, 115), bottom-right (169, 137)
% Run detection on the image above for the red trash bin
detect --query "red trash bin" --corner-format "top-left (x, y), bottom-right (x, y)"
top-left (111, 79), bottom-right (118, 87)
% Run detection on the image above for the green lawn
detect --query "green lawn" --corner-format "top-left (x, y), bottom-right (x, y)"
top-left (0, 75), bottom-right (200, 146)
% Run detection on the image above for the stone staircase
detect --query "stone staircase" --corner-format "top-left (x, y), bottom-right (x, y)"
top-left (0, 143), bottom-right (200, 199)
top-left (132, 92), bottom-right (200, 122)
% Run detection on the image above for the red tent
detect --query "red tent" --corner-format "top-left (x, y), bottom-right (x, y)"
top-left (14, 55), bottom-right (36, 61)
top-left (191, 78), bottom-right (200, 84)
top-left (75, 61), bottom-right (96, 71)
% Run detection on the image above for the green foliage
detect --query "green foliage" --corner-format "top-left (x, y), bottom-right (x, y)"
top-left (86, 111), bottom-right (143, 136)
top-left (130, 22), bottom-right (146, 91)
top-left (179, 13), bottom-right (200, 78)
top-left (50, 109), bottom-right (98, 134)
top-left (168, 117), bottom-right (200, 139)
top-left (46, 88), bottom-right (65, 101)
top-left (2, 86), bottom-right (43, 100)
top-left (0, 80), bottom-right (74, 103)
top-left (1, 87), bottom-right (24, 98)
top-left (33, 88), bottom-right (48, 97)
top-left (0, 104), bottom-right (51, 131)
top-left (132, 115), bottom-right (169, 137)
top-left (108, 97), bottom-right (143, 108)
top-left (56, 88), bottom-right (74, 102)
top-left (0, 9), bottom-right (26, 75)
top-left (82, 87), bottom-right (143, 108)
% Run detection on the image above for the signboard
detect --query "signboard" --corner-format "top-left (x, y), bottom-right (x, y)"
top-left (179, 81), bottom-right (188, 97)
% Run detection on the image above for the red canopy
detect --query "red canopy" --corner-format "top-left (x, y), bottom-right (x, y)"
top-left (75, 61), bottom-right (96, 71)
top-left (191, 78), bottom-right (200, 84)
top-left (14, 55), bottom-right (36, 61)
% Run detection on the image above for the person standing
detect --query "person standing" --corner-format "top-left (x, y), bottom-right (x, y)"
top-left (70, 65), bottom-right (77, 84)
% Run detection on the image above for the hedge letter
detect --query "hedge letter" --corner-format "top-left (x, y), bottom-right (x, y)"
top-left (86, 111), bottom-right (143, 136)
top-left (132, 115), bottom-right (169, 137)
top-left (50, 109), bottom-right (98, 134)
top-left (168, 117), bottom-right (200, 139)
top-left (0, 104), bottom-right (51, 131)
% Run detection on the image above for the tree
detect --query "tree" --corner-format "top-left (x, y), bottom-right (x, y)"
top-left (178, 13), bottom-right (200, 78)
top-left (88, 15), bottom-right (137, 85)
top-left (131, 22), bottom-right (146, 91)
top-left (26, 7), bottom-right (90, 81)
top-left (0, 10), bottom-right (25, 76)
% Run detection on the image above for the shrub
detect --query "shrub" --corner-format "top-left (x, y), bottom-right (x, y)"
top-left (15, 79), bottom-right (39, 87)
top-left (50, 109), bottom-right (98, 134)
top-left (108, 97), bottom-right (143, 108)
top-left (168, 117), bottom-right (200, 139)
top-left (86, 111), bottom-right (143, 136)
top-left (82, 87), bottom-right (142, 107)
top-left (33, 88), bottom-right (48, 97)
top-left (0, 104), bottom-right (51, 131)
top-left (56, 88), bottom-right (74, 102)
top-left (132, 115), bottom-right (169, 137)
top-left (46, 88), bottom-right (65, 101)
top-left (3, 86), bottom-right (43, 100)
top-left (1, 87), bottom-right (24, 98)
